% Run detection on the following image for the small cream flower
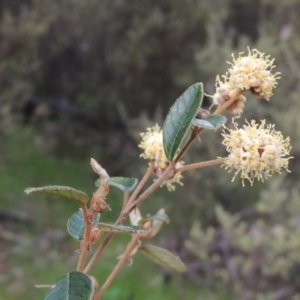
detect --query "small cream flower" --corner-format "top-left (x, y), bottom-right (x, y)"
top-left (222, 120), bottom-right (292, 186)
top-left (209, 49), bottom-right (280, 115)
top-left (139, 124), bottom-right (184, 191)
top-left (225, 48), bottom-right (280, 100)
top-left (139, 124), bottom-right (166, 170)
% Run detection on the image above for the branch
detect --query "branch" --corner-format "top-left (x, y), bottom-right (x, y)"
top-left (94, 235), bottom-right (140, 299)
top-left (77, 204), bottom-right (92, 271)
top-left (175, 158), bottom-right (225, 173)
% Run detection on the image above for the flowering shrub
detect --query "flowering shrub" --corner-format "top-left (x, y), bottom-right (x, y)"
top-left (25, 49), bottom-right (291, 299)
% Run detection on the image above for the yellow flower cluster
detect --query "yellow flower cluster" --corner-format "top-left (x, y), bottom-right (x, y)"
top-left (222, 120), bottom-right (292, 186)
top-left (225, 48), bottom-right (280, 100)
top-left (139, 124), bottom-right (184, 191)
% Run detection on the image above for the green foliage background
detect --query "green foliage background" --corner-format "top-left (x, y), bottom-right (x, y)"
top-left (0, 0), bottom-right (299, 299)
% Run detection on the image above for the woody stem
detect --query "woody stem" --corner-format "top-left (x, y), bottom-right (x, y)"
top-left (77, 204), bottom-right (92, 271)
top-left (175, 158), bottom-right (226, 173)
top-left (94, 235), bottom-right (140, 299)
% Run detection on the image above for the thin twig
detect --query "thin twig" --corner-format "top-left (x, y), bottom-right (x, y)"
top-left (175, 158), bottom-right (225, 173)
top-left (122, 191), bottom-right (130, 210)
top-left (84, 233), bottom-right (114, 273)
top-left (77, 204), bottom-right (92, 271)
top-left (125, 161), bottom-right (154, 208)
top-left (174, 127), bottom-right (203, 164)
top-left (94, 234), bottom-right (140, 299)
top-left (118, 165), bottom-right (172, 224)
top-left (35, 285), bottom-right (54, 289)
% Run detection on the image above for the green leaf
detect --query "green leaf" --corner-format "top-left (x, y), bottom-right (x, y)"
top-left (193, 115), bottom-right (227, 130)
top-left (163, 83), bottom-right (203, 160)
top-left (139, 244), bottom-right (186, 273)
top-left (67, 209), bottom-right (100, 241)
top-left (44, 271), bottom-right (93, 300)
top-left (138, 214), bottom-right (169, 226)
top-left (25, 186), bottom-right (89, 204)
top-left (96, 223), bottom-right (147, 234)
top-left (95, 177), bottom-right (138, 192)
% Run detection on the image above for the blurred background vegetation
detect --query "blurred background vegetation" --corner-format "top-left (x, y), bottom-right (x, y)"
top-left (0, 0), bottom-right (299, 299)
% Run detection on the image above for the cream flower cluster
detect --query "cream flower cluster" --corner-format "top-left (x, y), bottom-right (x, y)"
top-left (222, 120), bottom-right (292, 186)
top-left (225, 48), bottom-right (280, 100)
top-left (139, 124), bottom-right (166, 170)
top-left (211, 49), bottom-right (280, 116)
top-left (139, 124), bottom-right (183, 191)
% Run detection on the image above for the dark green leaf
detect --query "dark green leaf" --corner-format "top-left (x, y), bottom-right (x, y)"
top-left (95, 177), bottom-right (138, 192)
top-left (97, 223), bottom-right (147, 234)
top-left (139, 244), bottom-right (186, 272)
top-left (44, 271), bottom-right (93, 300)
top-left (67, 209), bottom-right (100, 241)
top-left (193, 115), bottom-right (227, 130)
top-left (25, 186), bottom-right (89, 204)
top-left (163, 83), bottom-right (203, 160)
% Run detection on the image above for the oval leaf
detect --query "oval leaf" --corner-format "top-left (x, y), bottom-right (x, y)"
top-left (95, 177), bottom-right (138, 192)
top-left (139, 244), bottom-right (186, 273)
top-left (25, 186), bottom-right (89, 204)
top-left (163, 83), bottom-right (203, 160)
top-left (193, 115), bottom-right (227, 130)
top-left (44, 271), bottom-right (93, 300)
top-left (67, 209), bottom-right (100, 241)
top-left (96, 223), bottom-right (147, 234)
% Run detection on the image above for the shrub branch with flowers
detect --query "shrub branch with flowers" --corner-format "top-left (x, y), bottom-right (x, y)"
top-left (24, 48), bottom-right (292, 300)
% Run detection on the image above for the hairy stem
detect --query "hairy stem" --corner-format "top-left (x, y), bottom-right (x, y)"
top-left (122, 191), bottom-right (130, 210)
top-left (77, 204), bottom-right (92, 271)
top-left (84, 233), bottom-right (114, 274)
top-left (119, 165), bottom-right (172, 223)
top-left (125, 161), bottom-right (154, 208)
top-left (176, 158), bottom-right (226, 173)
top-left (95, 235), bottom-right (140, 299)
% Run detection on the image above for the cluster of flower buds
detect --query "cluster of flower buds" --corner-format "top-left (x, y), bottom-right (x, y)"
top-left (212, 48), bottom-right (281, 116)
top-left (211, 49), bottom-right (291, 185)
top-left (222, 120), bottom-right (292, 186)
